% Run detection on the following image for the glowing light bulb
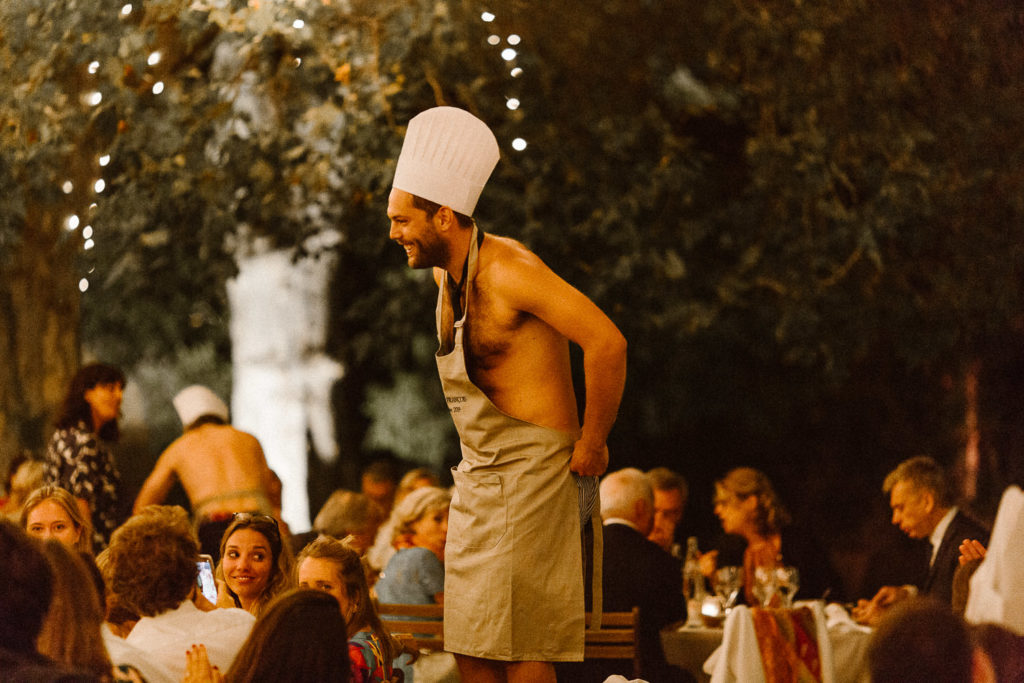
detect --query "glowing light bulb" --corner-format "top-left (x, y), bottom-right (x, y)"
top-left (99, 155), bottom-right (110, 167)
top-left (481, 12), bottom-right (495, 22)
top-left (94, 179), bottom-right (106, 193)
top-left (83, 226), bottom-right (94, 239)
top-left (488, 35), bottom-right (501, 46)
top-left (510, 67), bottom-right (523, 78)
top-left (88, 61), bottom-right (100, 74)
top-left (87, 91), bottom-right (102, 106)
top-left (121, 4), bottom-right (132, 15)
top-left (508, 34), bottom-right (521, 45)
top-left (66, 215), bottom-right (80, 231)
top-left (501, 48), bottom-right (517, 61)
top-left (512, 138), bottom-right (527, 151)
top-left (293, 19), bottom-right (305, 29)
top-left (84, 239), bottom-right (95, 250)
top-left (506, 98), bottom-right (520, 110)
top-left (79, 279), bottom-right (89, 292)
top-left (147, 51), bottom-right (161, 66)
top-left (62, 181), bottom-right (74, 194)
top-left (152, 81), bottom-right (164, 94)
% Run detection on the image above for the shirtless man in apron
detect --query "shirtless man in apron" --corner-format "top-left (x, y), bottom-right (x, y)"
top-left (388, 107), bottom-right (627, 683)
top-left (133, 385), bottom-right (277, 560)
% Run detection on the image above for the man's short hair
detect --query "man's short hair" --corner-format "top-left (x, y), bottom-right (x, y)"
top-left (599, 468), bottom-right (654, 521)
top-left (411, 194), bottom-right (474, 229)
top-left (106, 506), bottom-right (199, 617)
top-left (0, 519), bottom-right (53, 652)
top-left (361, 459), bottom-right (398, 485)
top-left (869, 599), bottom-right (973, 683)
top-left (883, 456), bottom-right (952, 508)
top-left (646, 467), bottom-right (689, 501)
top-left (313, 489), bottom-right (372, 538)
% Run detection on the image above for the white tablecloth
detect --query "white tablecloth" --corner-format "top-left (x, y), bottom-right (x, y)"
top-left (667, 602), bottom-right (872, 683)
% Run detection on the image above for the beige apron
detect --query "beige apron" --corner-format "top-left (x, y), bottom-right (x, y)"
top-left (436, 226), bottom-right (586, 661)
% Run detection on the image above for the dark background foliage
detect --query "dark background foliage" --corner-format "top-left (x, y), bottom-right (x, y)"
top-left (3, 0), bottom-right (1022, 596)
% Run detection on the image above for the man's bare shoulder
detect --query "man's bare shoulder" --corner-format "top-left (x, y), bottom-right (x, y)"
top-left (169, 425), bottom-right (264, 457)
top-left (477, 234), bottom-right (554, 289)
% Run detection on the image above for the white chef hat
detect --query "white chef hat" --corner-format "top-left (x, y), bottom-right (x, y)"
top-left (392, 106), bottom-right (500, 217)
top-left (173, 385), bottom-right (229, 429)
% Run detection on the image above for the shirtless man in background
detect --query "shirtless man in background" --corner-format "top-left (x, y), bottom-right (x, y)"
top-left (388, 107), bottom-right (627, 683)
top-left (133, 385), bottom-right (276, 560)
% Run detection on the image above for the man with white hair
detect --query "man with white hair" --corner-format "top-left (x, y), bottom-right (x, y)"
top-left (133, 385), bottom-right (276, 560)
top-left (590, 468), bottom-right (686, 682)
top-left (388, 106), bottom-right (627, 682)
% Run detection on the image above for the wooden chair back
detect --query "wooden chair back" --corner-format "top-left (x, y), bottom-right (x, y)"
top-left (376, 603), bottom-right (640, 678)
top-left (584, 608), bottom-right (641, 679)
top-left (377, 602), bottom-right (445, 651)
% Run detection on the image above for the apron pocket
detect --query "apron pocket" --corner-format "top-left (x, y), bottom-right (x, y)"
top-left (448, 469), bottom-right (508, 551)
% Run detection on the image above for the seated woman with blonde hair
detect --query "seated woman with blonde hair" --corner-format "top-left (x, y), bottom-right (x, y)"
top-left (20, 485), bottom-right (93, 555)
top-left (297, 536), bottom-right (405, 683)
top-left (366, 468), bottom-right (442, 573)
top-left (374, 486), bottom-right (450, 607)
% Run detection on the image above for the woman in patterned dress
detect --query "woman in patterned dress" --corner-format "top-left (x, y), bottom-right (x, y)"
top-left (44, 363), bottom-right (126, 552)
top-left (297, 535), bottom-right (403, 683)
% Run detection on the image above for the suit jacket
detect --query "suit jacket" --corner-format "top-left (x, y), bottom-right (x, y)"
top-left (922, 509), bottom-right (990, 606)
top-left (574, 522), bottom-right (687, 681)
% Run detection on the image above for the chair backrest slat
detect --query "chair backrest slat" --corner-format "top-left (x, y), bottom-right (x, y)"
top-left (376, 603), bottom-right (641, 678)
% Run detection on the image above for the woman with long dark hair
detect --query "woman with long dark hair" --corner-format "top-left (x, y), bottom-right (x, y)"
top-left (44, 363), bottom-right (126, 552)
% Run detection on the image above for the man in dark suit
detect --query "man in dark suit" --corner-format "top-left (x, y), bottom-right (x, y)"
top-left (853, 456), bottom-right (989, 626)
top-left (557, 467), bottom-right (689, 681)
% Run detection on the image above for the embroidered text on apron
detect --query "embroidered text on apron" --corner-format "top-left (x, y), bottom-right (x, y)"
top-left (436, 225), bottom-right (586, 661)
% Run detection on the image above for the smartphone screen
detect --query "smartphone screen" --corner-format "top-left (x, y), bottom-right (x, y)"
top-left (196, 554), bottom-right (217, 604)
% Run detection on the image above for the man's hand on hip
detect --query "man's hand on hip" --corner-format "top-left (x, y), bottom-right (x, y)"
top-left (569, 441), bottom-right (609, 477)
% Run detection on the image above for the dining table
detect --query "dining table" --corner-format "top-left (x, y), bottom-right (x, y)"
top-left (660, 602), bottom-right (873, 683)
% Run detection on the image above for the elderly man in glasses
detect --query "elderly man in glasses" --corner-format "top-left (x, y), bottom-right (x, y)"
top-left (133, 385), bottom-right (278, 562)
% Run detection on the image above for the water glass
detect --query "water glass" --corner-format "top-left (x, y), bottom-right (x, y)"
top-left (714, 566), bottom-right (743, 611)
top-left (752, 565), bottom-right (777, 607)
top-left (775, 566), bottom-right (800, 608)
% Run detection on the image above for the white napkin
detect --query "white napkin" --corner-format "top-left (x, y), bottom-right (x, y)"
top-left (824, 602), bottom-right (872, 634)
top-left (965, 485), bottom-right (1024, 634)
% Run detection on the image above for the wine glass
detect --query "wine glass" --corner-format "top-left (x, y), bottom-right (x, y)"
top-left (752, 565), bottom-right (777, 607)
top-left (714, 566), bottom-right (743, 612)
top-left (775, 566), bottom-right (800, 608)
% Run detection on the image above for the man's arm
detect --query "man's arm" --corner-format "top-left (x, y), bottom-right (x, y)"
top-left (501, 249), bottom-right (627, 476)
top-left (133, 448), bottom-right (179, 513)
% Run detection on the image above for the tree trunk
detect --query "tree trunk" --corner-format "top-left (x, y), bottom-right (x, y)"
top-left (227, 234), bottom-right (343, 531)
top-left (0, 204), bottom-right (80, 471)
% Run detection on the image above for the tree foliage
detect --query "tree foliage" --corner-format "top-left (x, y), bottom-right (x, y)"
top-left (3, 0), bottom-right (1023, 559)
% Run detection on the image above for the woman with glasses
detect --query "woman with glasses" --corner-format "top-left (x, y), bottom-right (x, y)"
top-left (217, 513), bottom-right (294, 616)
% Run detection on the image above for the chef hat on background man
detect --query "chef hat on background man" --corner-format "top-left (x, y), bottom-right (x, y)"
top-left (173, 385), bottom-right (229, 430)
top-left (392, 106), bottom-right (500, 217)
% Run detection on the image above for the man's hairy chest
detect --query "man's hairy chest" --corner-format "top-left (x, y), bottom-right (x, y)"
top-left (463, 294), bottom-right (524, 371)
